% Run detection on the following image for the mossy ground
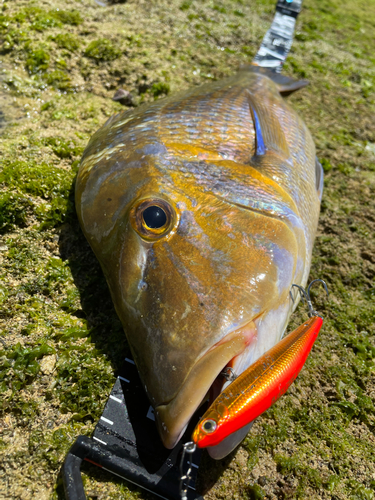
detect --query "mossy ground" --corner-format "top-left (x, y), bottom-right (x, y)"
top-left (0, 0), bottom-right (374, 499)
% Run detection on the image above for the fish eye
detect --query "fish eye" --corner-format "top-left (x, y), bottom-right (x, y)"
top-left (142, 206), bottom-right (167, 229)
top-left (131, 199), bottom-right (175, 240)
top-left (201, 419), bottom-right (217, 434)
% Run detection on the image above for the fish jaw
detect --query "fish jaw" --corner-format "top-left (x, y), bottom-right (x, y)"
top-left (154, 296), bottom-right (293, 451)
top-left (154, 320), bottom-right (257, 449)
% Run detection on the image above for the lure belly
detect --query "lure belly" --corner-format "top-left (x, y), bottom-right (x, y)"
top-left (192, 315), bottom-right (323, 448)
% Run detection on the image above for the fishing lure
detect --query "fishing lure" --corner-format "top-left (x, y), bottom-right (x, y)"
top-left (192, 279), bottom-right (328, 449)
top-left (179, 281), bottom-right (328, 499)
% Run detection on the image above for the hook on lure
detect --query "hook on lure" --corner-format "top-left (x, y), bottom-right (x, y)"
top-left (184, 280), bottom-right (328, 454)
top-left (220, 366), bottom-right (238, 382)
top-left (292, 278), bottom-right (329, 318)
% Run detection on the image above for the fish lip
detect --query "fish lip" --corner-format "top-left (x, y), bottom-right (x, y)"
top-left (154, 318), bottom-right (259, 449)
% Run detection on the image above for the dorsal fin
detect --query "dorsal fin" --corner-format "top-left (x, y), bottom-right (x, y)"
top-left (241, 65), bottom-right (309, 96)
top-left (271, 73), bottom-right (309, 96)
top-left (246, 90), bottom-right (290, 160)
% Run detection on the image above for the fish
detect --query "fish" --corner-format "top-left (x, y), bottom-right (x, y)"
top-left (75, 65), bottom-right (323, 459)
top-left (192, 313), bottom-right (323, 448)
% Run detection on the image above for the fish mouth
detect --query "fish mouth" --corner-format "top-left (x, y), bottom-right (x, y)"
top-left (154, 319), bottom-right (258, 449)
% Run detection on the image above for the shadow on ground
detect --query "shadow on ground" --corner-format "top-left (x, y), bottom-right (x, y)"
top-left (58, 183), bottom-right (129, 372)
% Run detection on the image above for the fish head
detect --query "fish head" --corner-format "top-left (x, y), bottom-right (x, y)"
top-left (76, 137), bottom-right (304, 449)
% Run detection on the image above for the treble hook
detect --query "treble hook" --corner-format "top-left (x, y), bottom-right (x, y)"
top-left (292, 279), bottom-right (329, 318)
top-left (221, 366), bottom-right (238, 382)
top-left (290, 285), bottom-right (308, 306)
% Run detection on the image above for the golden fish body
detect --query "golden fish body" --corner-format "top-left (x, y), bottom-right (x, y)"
top-left (76, 67), bottom-right (322, 457)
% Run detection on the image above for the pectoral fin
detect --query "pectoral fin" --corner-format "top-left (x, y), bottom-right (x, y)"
top-left (246, 90), bottom-right (290, 160)
top-left (250, 106), bottom-right (267, 156)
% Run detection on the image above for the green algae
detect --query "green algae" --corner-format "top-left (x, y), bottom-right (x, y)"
top-left (151, 81), bottom-right (170, 97)
top-left (0, 161), bottom-right (73, 199)
top-left (0, 343), bottom-right (55, 392)
top-left (0, 0), bottom-right (374, 499)
top-left (51, 33), bottom-right (80, 52)
top-left (56, 346), bottom-right (116, 419)
top-left (84, 38), bottom-right (122, 62)
top-left (0, 193), bottom-right (33, 233)
top-left (274, 454), bottom-right (322, 493)
top-left (244, 484), bottom-right (266, 500)
top-left (51, 9), bottom-right (82, 27)
top-left (43, 137), bottom-right (84, 159)
top-left (25, 47), bottom-right (50, 73)
top-left (43, 69), bottom-right (72, 91)
top-left (10, 6), bottom-right (82, 30)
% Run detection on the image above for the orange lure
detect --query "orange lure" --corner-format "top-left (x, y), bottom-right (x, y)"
top-left (192, 314), bottom-right (323, 448)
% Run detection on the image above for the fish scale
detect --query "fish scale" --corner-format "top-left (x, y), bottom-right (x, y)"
top-left (157, 87), bottom-right (253, 156)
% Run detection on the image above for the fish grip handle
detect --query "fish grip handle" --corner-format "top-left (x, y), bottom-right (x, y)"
top-left (276, 0), bottom-right (302, 18)
top-left (61, 353), bottom-right (204, 500)
top-left (253, 0), bottom-right (303, 72)
top-left (61, 437), bottom-right (88, 500)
